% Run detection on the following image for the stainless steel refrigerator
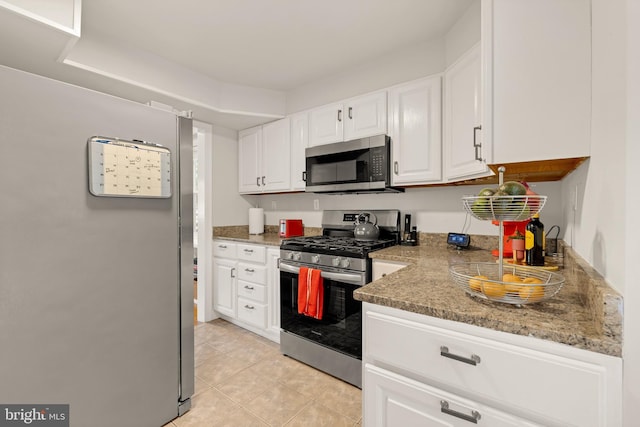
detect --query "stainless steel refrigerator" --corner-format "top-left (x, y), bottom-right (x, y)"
top-left (0, 65), bottom-right (194, 427)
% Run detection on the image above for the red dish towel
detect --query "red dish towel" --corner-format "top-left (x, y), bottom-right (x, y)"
top-left (298, 267), bottom-right (324, 320)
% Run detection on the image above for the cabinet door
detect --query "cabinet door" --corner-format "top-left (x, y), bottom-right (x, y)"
top-left (262, 117), bottom-right (291, 192)
top-left (389, 76), bottom-right (442, 185)
top-left (344, 91), bottom-right (387, 141)
top-left (371, 260), bottom-right (408, 282)
top-left (364, 364), bottom-right (541, 427)
top-left (444, 45), bottom-right (490, 181)
top-left (238, 126), bottom-right (262, 193)
top-left (290, 112), bottom-right (309, 191)
top-left (483, 0), bottom-right (590, 164)
top-left (309, 102), bottom-right (344, 146)
top-left (213, 258), bottom-right (237, 318)
top-left (267, 248), bottom-right (281, 339)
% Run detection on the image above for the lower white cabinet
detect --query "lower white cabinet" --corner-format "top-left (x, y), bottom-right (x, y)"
top-left (365, 364), bottom-right (541, 427)
top-left (363, 303), bottom-right (622, 427)
top-left (212, 240), bottom-right (280, 342)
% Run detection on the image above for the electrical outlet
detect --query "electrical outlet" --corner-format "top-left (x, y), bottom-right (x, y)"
top-left (271, 201), bottom-right (277, 210)
top-left (313, 199), bottom-right (320, 210)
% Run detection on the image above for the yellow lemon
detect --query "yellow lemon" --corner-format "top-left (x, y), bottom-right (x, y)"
top-left (519, 285), bottom-right (545, 302)
top-left (468, 275), bottom-right (488, 292)
top-left (482, 281), bottom-right (506, 299)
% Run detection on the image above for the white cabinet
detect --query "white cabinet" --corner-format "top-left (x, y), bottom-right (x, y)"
top-left (238, 126), bottom-right (262, 193)
top-left (444, 44), bottom-right (491, 181)
top-left (363, 303), bottom-right (622, 427)
top-left (309, 91), bottom-right (387, 147)
top-left (238, 118), bottom-right (291, 194)
top-left (365, 364), bottom-right (541, 427)
top-left (212, 247), bottom-right (237, 318)
top-left (212, 240), bottom-right (279, 342)
top-left (290, 111), bottom-right (309, 191)
top-left (371, 260), bottom-right (408, 282)
top-left (388, 76), bottom-right (442, 185)
top-left (482, 0), bottom-right (591, 164)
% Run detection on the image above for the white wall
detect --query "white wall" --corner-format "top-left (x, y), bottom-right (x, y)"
top-left (624, 0), bottom-right (639, 423)
top-left (257, 181), bottom-right (562, 238)
top-left (561, 0), bottom-right (627, 294)
top-left (444, 0), bottom-right (481, 68)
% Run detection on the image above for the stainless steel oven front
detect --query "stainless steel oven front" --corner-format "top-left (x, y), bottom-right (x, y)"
top-left (279, 259), bottom-right (365, 388)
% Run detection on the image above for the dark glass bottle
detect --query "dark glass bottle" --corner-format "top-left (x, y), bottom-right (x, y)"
top-left (525, 214), bottom-right (545, 266)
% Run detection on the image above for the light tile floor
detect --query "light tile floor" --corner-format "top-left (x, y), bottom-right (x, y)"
top-left (163, 319), bottom-right (362, 427)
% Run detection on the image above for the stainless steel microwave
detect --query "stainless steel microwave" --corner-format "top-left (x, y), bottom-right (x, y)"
top-left (304, 135), bottom-right (403, 193)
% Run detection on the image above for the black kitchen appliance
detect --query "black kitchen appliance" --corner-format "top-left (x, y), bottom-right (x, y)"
top-left (279, 209), bottom-right (400, 387)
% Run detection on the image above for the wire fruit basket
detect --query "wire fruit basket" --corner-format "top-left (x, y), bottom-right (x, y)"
top-left (462, 195), bottom-right (547, 221)
top-left (449, 262), bottom-right (564, 305)
top-left (450, 166), bottom-right (564, 305)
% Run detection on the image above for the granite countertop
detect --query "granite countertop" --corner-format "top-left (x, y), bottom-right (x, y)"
top-left (356, 243), bottom-right (623, 357)
top-left (212, 225), bottom-right (323, 247)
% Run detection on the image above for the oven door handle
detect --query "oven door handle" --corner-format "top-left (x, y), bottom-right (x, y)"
top-left (279, 262), bottom-right (363, 286)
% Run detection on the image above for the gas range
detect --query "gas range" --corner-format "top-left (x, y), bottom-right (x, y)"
top-left (280, 210), bottom-right (401, 272)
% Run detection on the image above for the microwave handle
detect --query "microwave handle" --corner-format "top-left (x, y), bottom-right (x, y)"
top-left (279, 262), bottom-right (363, 286)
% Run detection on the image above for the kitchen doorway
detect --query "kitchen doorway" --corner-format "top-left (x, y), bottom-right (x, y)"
top-left (193, 121), bottom-right (214, 323)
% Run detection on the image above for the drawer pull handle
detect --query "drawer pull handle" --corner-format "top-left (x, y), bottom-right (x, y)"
top-left (244, 285), bottom-right (254, 290)
top-left (244, 249), bottom-right (254, 253)
top-left (244, 268), bottom-right (255, 273)
top-left (440, 400), bottom-right (481, 424)
top-left (440, 346), bottom-right (481, 365)
top-left (230, 268), bottom-right (236, 278)
top-left (218, 244), bottom-right (227, 249)
top-left (244, 304), bottom-right (255, 310)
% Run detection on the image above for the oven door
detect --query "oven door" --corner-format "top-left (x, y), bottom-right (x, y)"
top-left (279, 261), bottom-right (364, 359)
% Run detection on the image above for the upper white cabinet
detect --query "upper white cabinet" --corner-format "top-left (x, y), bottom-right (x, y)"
top-left (444, 44), bottom-right (490, 181)
top-left (388, 76), bottom-right (442, 185)
top-left (482, 0), bottom-right (591, 164)
top-left (238, 118), bottom-right (291, 194)
top-left (238, 126), bottom-right (262, 193)
top-left (309, 91), bottom-right (387, 147)
top-left (290, 111), bottom-right (309, 191)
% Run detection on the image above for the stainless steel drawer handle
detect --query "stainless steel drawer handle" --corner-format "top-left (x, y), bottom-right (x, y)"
top-left (244, 268), bottom-right (255, 273)
top-left (440, 346), bottom-right (481, 365)
top-left (393, 161), bottom-right (399, 175)
top-left (244, 249), bottom-right (254, 253)
top-left (244, 304), bottom-right (255, 310)
top-left (230, 268), bottom-right (236, 278)
top-left (473, 125), bottom-right (482, 161)
top-left (440, 400), bottom-right (481, 424)
top-left (244, 285), bottom-right (254, 290)
top-left (218, 244), bottom-right (227, 249)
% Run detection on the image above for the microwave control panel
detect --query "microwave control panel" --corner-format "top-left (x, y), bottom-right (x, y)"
top-left (370, 145), bottom-right (387, 182)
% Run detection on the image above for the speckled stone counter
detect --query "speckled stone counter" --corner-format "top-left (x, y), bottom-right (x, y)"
top-left (356, 243), bottom-right (622, 357)
top-left (212, 225), bottom-right (322, 247)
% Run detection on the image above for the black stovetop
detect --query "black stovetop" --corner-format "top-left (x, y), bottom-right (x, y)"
top-left (280, 234), bottom-right (397, 258)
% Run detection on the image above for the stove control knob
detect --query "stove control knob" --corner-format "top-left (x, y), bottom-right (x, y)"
top-left (286, 252), bottom-right (294, 260)
top-left (311, 255), bottom-right (320, 264)
top-left (340, 258), bottom-right (351, 268)
top-left (332, 257), bottom-right (341, 267)
top-left (293, 252), bottom-right (302, 261)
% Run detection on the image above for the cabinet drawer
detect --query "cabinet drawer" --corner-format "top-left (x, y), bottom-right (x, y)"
top-left (237, 297), bottom-right (267, 329)
top-left (237, 280), bottom-right (267, 303)
top-left (213, 241), bottom-right (237, 258)
top-left (237, 244), bottom-right (266, 263)
top-left (365, 310), bottom-right (609, 427)
top-left (364, 364), bottom-right (541, 427)
top-left (237, 263), bottom-right (267, 285)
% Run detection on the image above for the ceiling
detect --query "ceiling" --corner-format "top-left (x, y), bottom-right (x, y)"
top-left (0, 0), bottom-right (474, 128)
top-left (81, 0), bottom-right (473, 91)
